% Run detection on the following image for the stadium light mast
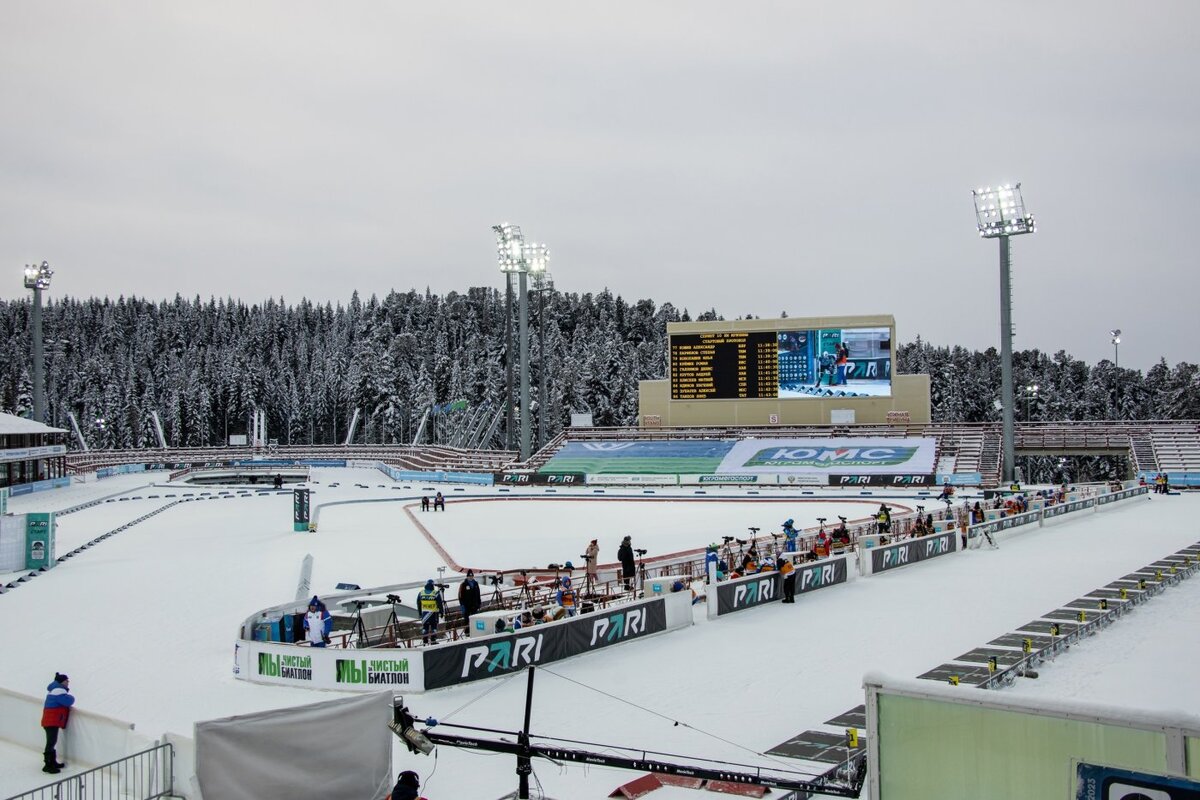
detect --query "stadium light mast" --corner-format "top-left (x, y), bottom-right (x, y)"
top-left (1110, 329), bottom-right (1121, 370)
top-left (973, 183), bottom-right (1036, 485)
top-left (23, 260), bottom-right (54, 424)
top-left (493, 223), bottom-right (534, 461)
top-left (525, 242), bottom-right (551, 450)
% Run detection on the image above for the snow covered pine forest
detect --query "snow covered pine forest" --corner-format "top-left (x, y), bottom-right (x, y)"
top-left (0, 288), bottom-right (1196, 475)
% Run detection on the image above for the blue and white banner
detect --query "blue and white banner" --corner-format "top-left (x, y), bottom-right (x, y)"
top-left (718, 437), bottom-right (937, 475)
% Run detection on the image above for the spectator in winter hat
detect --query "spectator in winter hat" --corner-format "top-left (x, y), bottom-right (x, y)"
top-left (390, 769), bottom-right (425, 800)
top-left (41, 673), bottom-right (74, 773)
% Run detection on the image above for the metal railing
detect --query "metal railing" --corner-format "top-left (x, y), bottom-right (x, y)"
top-left (5, 743), bottom-right (176, 800)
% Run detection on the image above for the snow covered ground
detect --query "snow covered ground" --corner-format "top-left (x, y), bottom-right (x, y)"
top-left (0, 470), bottom-right (1195, 799)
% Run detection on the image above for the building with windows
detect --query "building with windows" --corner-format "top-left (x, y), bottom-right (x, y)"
top-left (0, 413), bottom-right (67, 492)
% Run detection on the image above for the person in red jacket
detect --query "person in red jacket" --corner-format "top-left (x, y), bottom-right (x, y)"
top-left (41, 673), bottom-right (74, 773)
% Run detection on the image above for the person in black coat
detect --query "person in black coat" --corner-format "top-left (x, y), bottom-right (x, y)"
top-left (390, 769), bottom-right (424, 800)
top-left (457, 570), bottom-right (482, 626)
top-left (617, 536), bottom-right (636, 590)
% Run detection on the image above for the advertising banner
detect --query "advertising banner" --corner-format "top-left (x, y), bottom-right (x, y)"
top-left (293, 489), bottom-right (310, 532)
top-left (718, 438), bottom-right (937, 476)
top-left (498, 473), bottom-right (585, 486)
top-left (1075, 762), bottom-right (1200, 799)
top-left (830, 474), bottom-right (936, 487)
top-left (795, 556), bottom-right (849, 594)
top-left (24, 512), bottom-right (55, 570)
top-left (585, 474), bottom-right (679, 486)
top-left (869, 532), bottom-right (957, 575)
top-left (0, 445), bottom-right (66, 464)
top-left (238, 641), bottom-right (424, 690)
top-left (711, 573), bottom-right (781, 618)
top-left (540, 440), bottom-right (734, 475)
top-left (423, 600), bottom-right (668, 690)
top-left (679, 474), bottom-right (768, 485)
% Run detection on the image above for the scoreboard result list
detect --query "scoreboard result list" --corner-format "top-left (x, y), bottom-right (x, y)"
top-left (670, 331), bottom-right (779, 400)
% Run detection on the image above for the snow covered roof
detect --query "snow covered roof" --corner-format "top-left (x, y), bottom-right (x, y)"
top-left (0, 413), bottom-right (66, 435)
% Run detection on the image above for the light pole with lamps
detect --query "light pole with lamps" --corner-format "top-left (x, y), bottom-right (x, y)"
top-left (525, 242), bottom-right (551, 450)
top-left (1023, 383), bottom-right (1040, 421)
top-left (492, 224), bottom-right (541, 461)
top-left (973, 184), bottom-right (1036, 484)
top-left (1110, 329), bottom-right (1121, 369)
top-left (23, 261), bottom-right (54, 424)
top-left (494, 225), bottom-right (522, 453)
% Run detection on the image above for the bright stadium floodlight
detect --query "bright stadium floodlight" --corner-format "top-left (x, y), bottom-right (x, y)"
top-left (1110, 329), bottom-right (1121, 369)
top-left (23, 260), bottom-right (54, 423)
top-left (972, 183), bottom-right (1036, 484)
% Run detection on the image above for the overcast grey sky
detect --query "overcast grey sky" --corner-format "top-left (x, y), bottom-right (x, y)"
top-left (2, 2), bottom-right (1196, 370)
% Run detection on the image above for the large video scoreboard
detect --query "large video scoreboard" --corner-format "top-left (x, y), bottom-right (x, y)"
top-left (670, 332), bottom-right (778, 400)
top-left (669, 322), bottom-right (893, 401)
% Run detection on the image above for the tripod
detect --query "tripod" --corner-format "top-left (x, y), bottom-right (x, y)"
top-left (351, 602), bottom-right (370, 649)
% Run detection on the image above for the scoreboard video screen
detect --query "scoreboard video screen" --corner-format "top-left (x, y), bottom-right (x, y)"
top-left (669, 325), bottom-right (892, 400)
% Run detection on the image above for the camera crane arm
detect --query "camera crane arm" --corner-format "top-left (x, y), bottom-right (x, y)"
top-left (390, 667), bottom-right (864, 799)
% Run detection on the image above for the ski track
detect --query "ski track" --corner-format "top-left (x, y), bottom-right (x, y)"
top-left (0, 469), bottom-right (1194, 798)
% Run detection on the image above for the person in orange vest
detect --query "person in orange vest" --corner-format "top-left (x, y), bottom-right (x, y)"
top-left (779, 556), bottom-right (796, 603)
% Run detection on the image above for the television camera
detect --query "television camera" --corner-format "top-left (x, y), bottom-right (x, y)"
top-left (816, 517), bottom-right (827, 525)
top-left (634, 548), bottom-right (647, 556)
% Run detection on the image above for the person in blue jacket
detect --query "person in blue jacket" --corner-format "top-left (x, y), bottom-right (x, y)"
top-left (556, 576), bottom-right (578, 617)
top-left (41, 673), bottom-right (74, 773)
top-left (782, 519), bottom-right (798, 552)
top-left (303, 596), bottom-right (332, 648)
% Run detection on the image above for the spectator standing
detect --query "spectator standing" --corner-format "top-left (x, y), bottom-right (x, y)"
top-left (617, 536), bottom-right (636, 590)
top-left (304, 596), bottom-right (332, 648)
top-left (782, 519), bottom-right (798, 552)
top-left (457, 571), bottom-right (482, 627)
top-left (41, 673), bottom-right (74, 773)
top-left (556, 576), bottom-right (579, 616)
top-left (417, 580), bottom-right (445, 645)
top-left (584, 539), bottom-right (600, 585)
top-left (835, 343), bottom-right (850, 385)
top-left (779, 557), bottom-right (796, 603)
top-left (389, 769), bottom-right (427, 800)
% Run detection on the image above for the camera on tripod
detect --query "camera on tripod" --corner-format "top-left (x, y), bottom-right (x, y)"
top-left (816, 517), bottom-right (827, 524)
top-left (386, 594), bottom-right (402, 604)
top-left (351, 599), bottom-right (368, 610)
top-left (547, 562), bottom-right (561, 570)
top-left (735, 538), bottom-right (747, 546)
top-left (722, 535), bottom-right (734, 543)
top-left (435, 583), bottom-right (450, 590)
top-left (837, 516), bottom-right (847, 523)
top-left (916, 505), bottom-right (925, 513)
top-left (748, 527), bottom-right (760, 534)
top-left (634, 548), bottom-right (647, 556)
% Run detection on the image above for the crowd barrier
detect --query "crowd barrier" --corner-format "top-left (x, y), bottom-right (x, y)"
top-left (0, 686), bottom-right (152, 774)
top-left (9, 477), bottom-right (73, 496)
top-left (965, 485), bottom-right (1147, 549)
top-left (707, 554), bottom-right (851, 618)
top-left (96, 464), bottom-right (149, 479)
top-left (236, 590), bottom-right (692, 692)
top-left (377, 462), bottom-right (494, 486)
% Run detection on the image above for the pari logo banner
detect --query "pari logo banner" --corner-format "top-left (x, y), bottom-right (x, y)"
top-left (871, 533), bottom-right (957, 575)
top-left (718, 437), bottom-right (937, 475)
top-left (714, 573), bottom-right (781, 616)
top-left (422, 599), bottom-right (667, 689)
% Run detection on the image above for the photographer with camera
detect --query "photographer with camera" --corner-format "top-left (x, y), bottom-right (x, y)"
top-left (583, 539), bottom-right (599, 584)
top-left (457, 570), bottom-right (481, 627)
top-left (617, 536), bottom-right (636, 591)
top-left (416, 580), bottom-right (446, 645)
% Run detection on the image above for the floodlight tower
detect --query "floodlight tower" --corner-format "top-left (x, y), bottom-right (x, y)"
top-left (493, 224), bottom-right (533, 461)
top-left (525, 242), bottom-right (551, 450)
top-left (23, 261), bottom-right (54, 424)
top-left (1110, 329), bottom-right (1121, 369)
top-left (973, 183), bottom-right (1036, 484)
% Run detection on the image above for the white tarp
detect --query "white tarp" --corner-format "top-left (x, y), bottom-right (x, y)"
top-left (716, 437), bottom-right (938, 475)
top-left (194, 690), bottom-right (393, 800)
